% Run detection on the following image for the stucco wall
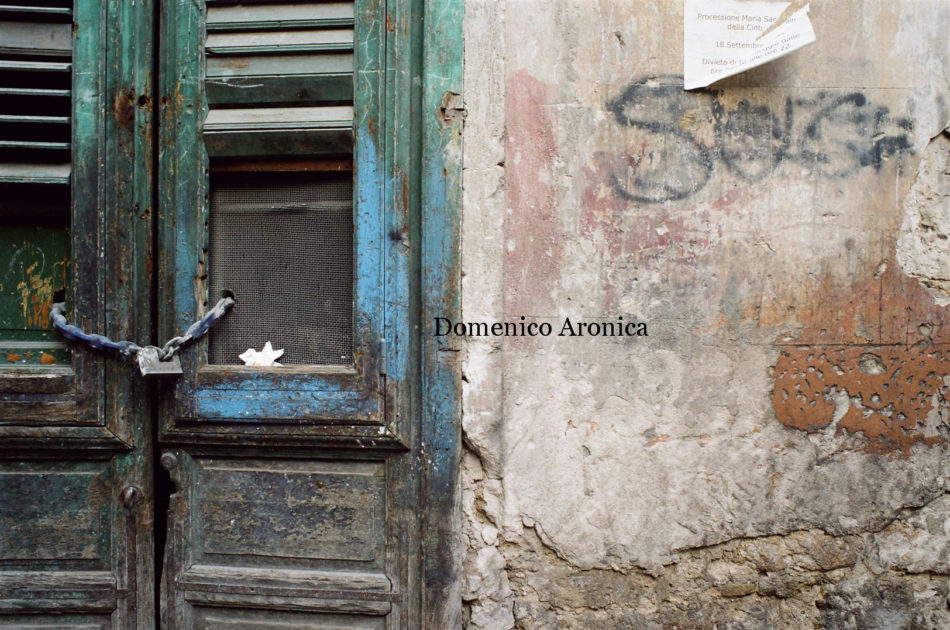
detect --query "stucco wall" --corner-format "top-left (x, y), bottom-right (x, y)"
top-left (459, 0), bottom-right (950, 627)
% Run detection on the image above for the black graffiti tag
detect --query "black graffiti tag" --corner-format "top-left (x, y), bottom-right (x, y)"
top-left (606, 76), bottom-right (914, 203)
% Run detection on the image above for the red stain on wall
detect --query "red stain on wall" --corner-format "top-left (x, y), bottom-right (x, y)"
top-left (581, 151), bottom-right (717, 266)
top-left (580, 151), bottom-right (719, 309)
top-left (505, 70), bottom-right (562, 316)
top-left (756, 263), bottom-right (950, 346)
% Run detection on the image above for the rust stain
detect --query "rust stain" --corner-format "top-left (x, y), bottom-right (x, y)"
top-left (772, 344), bottom-right (949, 456)
top-left (756, 231), bottom-right (949, 458)
top-left (40, 352), bottom-right (56, 365)
top-left (646, 433), bottom-right (670, 447)
top-left (6, 353), bottom-right (21, 363)
top-left (113, 89), bottom-right (136, 132)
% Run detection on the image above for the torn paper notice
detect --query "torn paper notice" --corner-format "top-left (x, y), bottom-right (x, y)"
top-left (684, 0), bottom-right (816, 90)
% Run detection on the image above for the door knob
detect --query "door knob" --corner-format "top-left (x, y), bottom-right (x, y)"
top-left (121, 485), bottom-right (143, 508)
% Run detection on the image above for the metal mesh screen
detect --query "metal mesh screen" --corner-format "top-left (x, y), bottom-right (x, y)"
top-left (208, 171), bottom-right (353, 365)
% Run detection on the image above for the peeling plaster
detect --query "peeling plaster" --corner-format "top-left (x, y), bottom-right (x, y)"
top-left (897, 130), bottom-right (950, 306)
top-left (461, 0), bottom-right (950, 626)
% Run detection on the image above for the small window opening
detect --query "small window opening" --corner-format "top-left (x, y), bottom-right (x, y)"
top-left (207, 165), bottom-right (354, 366)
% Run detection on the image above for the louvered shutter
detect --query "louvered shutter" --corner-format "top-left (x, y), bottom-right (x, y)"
top-left (0, 1), bottom-right (72, 364)
top-left (203, 0), bottom-right (354, 159)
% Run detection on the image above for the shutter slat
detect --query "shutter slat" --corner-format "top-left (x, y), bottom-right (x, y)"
top-left (0, 87), bottom-right (69, 97)
top-left (205, 129), bottom-right (351, 158)
top-left (206, 28), bottom-right (353, 55)
top-left (0, 59), bottom-right (70, 72)
top-left (0, 141), bottom-right (69, 150)
top-left (207, 53), bottom-right (352, 79)
top-left (0, 21), bottom-right (71, 56)
top-left (0, 162), bottom-right (69, 184)
top-left (206, 106), bottom-right (353, 130)
top-left (206, 17), bottom-right (353, 31)
top-left (206, 3), bottom-right (353, 31)
top-left (205, 108), bottom-right (352, 157)
top-left (207, 74), bottom-right (350, 107)
top-left (0, 6), bottom-right (72, 19)
top-left (0, 87), bottom-right (69, 96)
top-left (0, 115), bottom-right (69, 124)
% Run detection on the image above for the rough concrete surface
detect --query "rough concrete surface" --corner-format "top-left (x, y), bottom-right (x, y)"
top-left (460, 0), bottom-right (950, 627)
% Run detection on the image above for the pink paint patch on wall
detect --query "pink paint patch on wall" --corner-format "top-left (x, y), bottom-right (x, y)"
top-left (581, 151), bottom-right (718, 265)
top-left (504, 69), bottom-right (562, 317)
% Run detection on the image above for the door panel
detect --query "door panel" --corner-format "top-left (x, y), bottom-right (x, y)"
top-left (163, 452), bottom-right (398, 626)
top-left (0, 615), bottom-right (112, 629)
top-left (0, 463), bottom-right (111, 565)
top-left (191, 608), bottom-right (387, 630)
top-left (0, 456), bottom-right (150, 625)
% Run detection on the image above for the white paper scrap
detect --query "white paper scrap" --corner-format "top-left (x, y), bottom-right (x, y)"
top-left (684, 0), bottom-right (816, 90)
top-left (239, 341), bottom-right (284, 367)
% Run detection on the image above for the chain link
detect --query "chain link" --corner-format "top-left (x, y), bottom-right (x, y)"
top-left (51, 296), bottom-right (235, 364)
top-left (158, 296), bottom-right (235, 359)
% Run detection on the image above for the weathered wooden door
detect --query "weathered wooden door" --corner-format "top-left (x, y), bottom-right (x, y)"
top-left (0, 0), bottom-right (156, 627)
top-left (0, 0), bottom-right (461, 628)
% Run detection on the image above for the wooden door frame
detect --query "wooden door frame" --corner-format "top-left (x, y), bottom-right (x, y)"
top-left (419, 0), bottom-right (464, 625)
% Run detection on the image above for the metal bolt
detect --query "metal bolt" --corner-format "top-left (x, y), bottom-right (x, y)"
top-left (121, 485), bottom-right (143, 508)
top-left (160, 452), bottom-right (179, 471)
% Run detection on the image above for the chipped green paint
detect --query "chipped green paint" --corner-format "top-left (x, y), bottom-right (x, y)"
top-left (0, 226), bottom-right (70, 364)
top-left (0, 0), bottom-right (156, 626)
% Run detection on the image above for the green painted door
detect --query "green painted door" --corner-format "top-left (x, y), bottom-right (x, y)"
top-left (0, 1), bottom-right (156, 628)
top-left (0, 0), bottom-right (461, 628)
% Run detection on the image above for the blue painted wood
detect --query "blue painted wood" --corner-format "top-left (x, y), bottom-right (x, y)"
top-left (419, 0), bottom-right (464, 624)
top-left (194, 388), bottom-right (372, 420)
top-left (158, 0), bottom-right (406, 446)
top-left (157, 0), bottom-right (462, 623)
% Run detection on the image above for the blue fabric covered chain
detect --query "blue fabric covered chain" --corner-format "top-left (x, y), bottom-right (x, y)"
top-left (50, 297), bottom-right (235, 375)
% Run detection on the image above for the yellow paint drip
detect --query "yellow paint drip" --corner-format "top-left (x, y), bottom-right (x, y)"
top-left (15, 261), bottom-right (56, 329)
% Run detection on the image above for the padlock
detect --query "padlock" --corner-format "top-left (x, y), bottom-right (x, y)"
top-left (136, 346), bottom-right (183, 376)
